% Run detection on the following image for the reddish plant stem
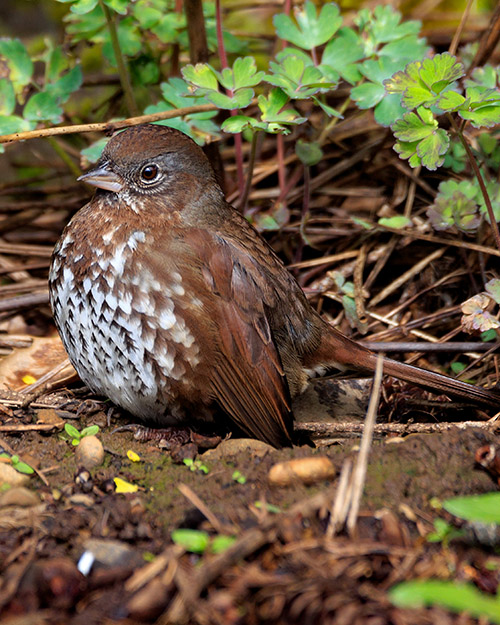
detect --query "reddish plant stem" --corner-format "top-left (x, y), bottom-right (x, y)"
top-left (215, 0), bottom-right (244, 200)
top-left (448, 114), bottom-right (500, 253)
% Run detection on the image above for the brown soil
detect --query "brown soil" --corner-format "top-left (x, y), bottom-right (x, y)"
top-left (0, 398), bottom-right (498, 624)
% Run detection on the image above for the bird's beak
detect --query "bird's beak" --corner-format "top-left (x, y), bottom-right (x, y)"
top-left (78, 164), bottom-right (124, 193)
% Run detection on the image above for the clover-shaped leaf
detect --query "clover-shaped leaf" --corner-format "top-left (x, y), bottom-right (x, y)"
top-left (273, 1), bottom-right (342, 50)
top-left (321, 27), bottom-right (364, 85)
top-left (267, 54), bottom-right (336, 99)
top-left (0, 79), bottom-right (15, 116)
top-left (23, 92), bottom-right (63, 123)
top-left (385, 53), bottom-right (465, 110)
top-left (485, 279), bottom-right (500, 305)
top-left (352, 56), bottom-right (407, 125)
top-left (296, 139), bottom-right (323, 166)
top-left (392, 106), bottom-right (449, 170)
top-left (437, 179), bottom-right (478, 200)
top-left (477, 181), bottom-right (500, 224)
top-left (485, 279), bottom-right (500, 306)
top-left (357, 5), bottom-right (421, 47)
top-left (216, 57), bottom-right (264, 91)
top-left (426, 192), bottom-right (480, 233)
top-left (182, 63), bottom-right (219, 91)
top-left (0, 38), bottom-right (33, 95)
top-left (464, 65), bottom-right (499, 90)
top-left (457, 86), bottom-right (500, 128)
top-left (461, 294), bottom-right (500, 334)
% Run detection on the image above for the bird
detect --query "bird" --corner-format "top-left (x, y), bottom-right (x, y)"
top-left (48, 124), bottom-right (500, 447)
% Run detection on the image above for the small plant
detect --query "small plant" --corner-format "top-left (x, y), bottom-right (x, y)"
top-left (0, 453), bottom-right (35, 475)
top-left (63, 423), bottom-right (100, 446)
top-left (171, 528), bottom-right (236, 554)
top-left (232, 470), bottom-right (247, 484)
top-left (183, 458), bottom-right (210, 474)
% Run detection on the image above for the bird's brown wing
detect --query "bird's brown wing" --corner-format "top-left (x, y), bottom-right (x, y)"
top-left (187, 229), bottom-right (294, 447)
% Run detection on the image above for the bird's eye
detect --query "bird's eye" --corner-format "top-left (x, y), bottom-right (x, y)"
top-left (140, 164), bottom-right (159, 183)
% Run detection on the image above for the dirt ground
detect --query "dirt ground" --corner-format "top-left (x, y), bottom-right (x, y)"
top-left (0, 388), bottom-right (498, 624)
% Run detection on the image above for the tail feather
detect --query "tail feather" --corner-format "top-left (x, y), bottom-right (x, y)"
top-left (314, 328), bottom-right (500, 410)
top-left (372, 353), bottom-right (500, 409)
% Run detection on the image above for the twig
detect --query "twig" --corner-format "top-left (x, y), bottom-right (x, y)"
top-left (295, 419), bottom-right (500, 438)
top-left (0, 103), bottom-right (219, 144)
top-left (360, 341), bottom-right (498, 353)
top-left (177, 483), bottom-right (225, 534)
top-left (346, 354), bottom-right (383, 535)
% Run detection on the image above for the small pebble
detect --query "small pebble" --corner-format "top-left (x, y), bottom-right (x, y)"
top-left (75, 435), bottom-right (104, 469)
top-left (0, 463), bottom-right (30, 487)
top-left (0, 486), bottom-right (39, 507)
top-left (268, 456), bottom-right (336, 487)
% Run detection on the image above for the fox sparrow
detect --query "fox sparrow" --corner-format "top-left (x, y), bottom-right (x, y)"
top-left (49, 124), bottom-right (500, 447)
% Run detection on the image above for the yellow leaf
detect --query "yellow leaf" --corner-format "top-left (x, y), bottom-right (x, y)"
top-left (127, 449), bottom-right (141, 462)
top-left (22, 375), bottom-right (37, 385)
top-left (114, 477), bottom-right (139, 493)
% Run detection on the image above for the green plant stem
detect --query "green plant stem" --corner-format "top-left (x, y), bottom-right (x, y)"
top-left (99, 0), bottom-right (138, 117)
top-left (318, 96), bottom-right (351, 146)
top-left (448, 114), bottom-right (500, 253)
top-left (239, 130), bottom-right (260, 213)
top-left (47, 136), bottom-right (81, 178)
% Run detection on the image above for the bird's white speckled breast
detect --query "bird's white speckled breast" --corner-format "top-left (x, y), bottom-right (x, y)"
top-left (49, 223), bottom-right (200, 422)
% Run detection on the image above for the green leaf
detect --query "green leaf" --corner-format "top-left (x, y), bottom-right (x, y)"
top-left (222, 115), bottom-right (261, 133)
top-left (273, 1), bottom-right (342, 50)
top-left (378, 216), bottom-right (412, 229)
top-left (64, 423), bottom-right (81, 440)
top-left (418, 53), bottom-right (465, 94)
top-left (465, 64), bottom-right (499, 90)
top-left (81, 425), bottom-right (99, 437)
top-left (13, 460), bottom-right (35, 475)
top-left (385, 53), bottom-right (465, 110)
top-left (47, 65), bottom-right (83, 102)
top-left (321, 27), bottom-right (364, 85)
top-left (427, 191), bottom-right (481, 233)
top-left (481, 328), bottom-right (498, 342)
top-left (437, 90), bottom-right (466, 112)
top-left (295, 140), bottom-right (323, 166)
top-left (351, 82), bottom-right (385, 109)
top-left (45, 45), bottom-right (68, 82)
top-left (211, 535), bottom-right (237, 553)
top-left (450, 361), bottom-right (466, 373)
top-left (0, 38), bottom-right (33, 92)
top-left (103, 16), bottom-right (141, 63)
top-left (80, 136), bottom-right (109, 163)
top-left (373, 92), bottom-right (406, 127)
top-left (379, 35), bottom-right (429, 63)
top-left (444, 492), bottom-right (500, 523)
top-left (416, 128), bottom-right (449, 170)
top-left (359, 5), bottom-right (421, 46)
top-left (68, 0), bottom-right (99, 15)
top-left (104, 0), bottom-right (129, 15)
top-left (0, 115), bottom-right (34, 136)
top-left (216, 57), bottom-right (264, 91)
top-left (459, 105), bottom-right (500, 129)
top-left (0, 79), bottom-right (15, 116)
top-left (392, 109), bottom-right (437, 142)
top-left (390, 580), bottom-right (500, 623)
top-left (23, 92), bottom-right (63, 123)
top-left (171, 529), bottom-right (210, 554)
top-left (267, 54), bottom-right (336, 100)
top-left (207, 88), bottom-right (253, 110)
top-left (485, 279), bottom-right (500, 305)
top-left (182, 63), bottom-right (218, 91)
